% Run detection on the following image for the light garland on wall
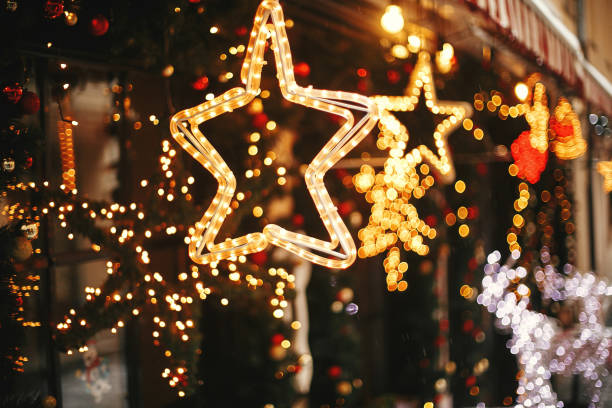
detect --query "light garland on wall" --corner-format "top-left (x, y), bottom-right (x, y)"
top-left (170, 0), bottom-right (378, 269)
top-left (371, 51), bottom-right (473, 183)
top-left (478, 251), bottom-right (611, 408)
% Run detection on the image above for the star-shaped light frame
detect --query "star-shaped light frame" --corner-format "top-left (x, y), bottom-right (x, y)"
top-left (371, 51), bottom-right (473, 183)
top-left (170, 0), bottom-right (378, 269)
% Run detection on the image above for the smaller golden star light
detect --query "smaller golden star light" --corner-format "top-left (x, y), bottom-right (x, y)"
top-left (549, 97), bottom-right (587, 160)
top-left (170, 0), bottom-right (378, 269)
top-left (597, 161), bottom-right (612, 193)
top-left (371, 51), bottom-right (473, 183)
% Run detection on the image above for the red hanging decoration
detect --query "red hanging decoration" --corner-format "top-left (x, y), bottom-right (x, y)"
top-left (3, 83), bottom-right (23, 103)
top-left (89, 14), bottom-right (109, 36)
top-left (511, 131), bottom-right (548, 184)
top-left (44, 0), bottom-right (64, 19)
top-left (249, 250), bottom-right (267, 266)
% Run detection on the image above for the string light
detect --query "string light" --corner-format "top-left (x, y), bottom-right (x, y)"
top-left (170, 0), bottom-right (378, 269)
top-left (479, 252), bottom-right (612, 408)
top-left (372, 51), bottom-right (473, 183)
top-left (380, 5), bottom-right (404, 34)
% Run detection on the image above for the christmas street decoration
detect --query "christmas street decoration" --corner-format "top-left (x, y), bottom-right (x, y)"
top-left (170, 0), bottom-right (378, 269)
top-left (479, 251), bottom-right (611, 408)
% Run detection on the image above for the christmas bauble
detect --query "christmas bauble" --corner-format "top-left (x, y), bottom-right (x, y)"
top-left (3, 84), bottom-right (23, 103)
top-left (6, 0), bottom-right (17, 12)
top-left (269, 344), bottom-right (286, 361)
top-left (336, 288), bottom-right (354, 303)
top-left (64, 11), bottom-right (78, 26)
top-left (42, 395), bottom-right (57, 408)
top-left (44, 0), bottom-right (64, 19)
top-left (270, 333), bottom-right (284, 345)
top-left (327, 365), bottom-right (342, 379)
top-left (191, 76), bottom-right (209, 91)
top-left (336, 381), bottom-right (352, 395)
top-left (19, 91), bottom-right (40, 115)
top-left (89, 14), bottom-right (109, 36)
top-left (2, 158), bottom-right (15, 172)
top-left (12, 236), bottom-right (33, 262)
top-left (249, 250), bottom-right (267, 266)
top-left (293, 62), bottom-right (310, 77)
top-left (252, 113), bottom-right (268, 129)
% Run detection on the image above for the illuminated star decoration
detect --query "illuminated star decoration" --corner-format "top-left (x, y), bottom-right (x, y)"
top-left (354, 111), bottom-right (437, 291)
top-left (597, 161), bottom-right (612, 193)
top-left (371, 51), bottom-right (473, 183)
top-left (170, 0), bottom-right (378, 269)
top-left (479, 251), bottom-right (612, 408)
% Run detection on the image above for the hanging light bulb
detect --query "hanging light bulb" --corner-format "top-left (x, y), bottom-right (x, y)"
top-left (381, 5), bottom-right (404, 34)
top-left (514, 82), bottom-right (529, 101)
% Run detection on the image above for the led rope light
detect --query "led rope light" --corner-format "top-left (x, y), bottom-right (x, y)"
top-left (57, 120), bottom-right (77, 191)
top-left (170, 0), bottom-right (378, 269)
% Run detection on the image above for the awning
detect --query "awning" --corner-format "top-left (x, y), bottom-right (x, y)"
top-left (465, 0), bottom-right (612, 115)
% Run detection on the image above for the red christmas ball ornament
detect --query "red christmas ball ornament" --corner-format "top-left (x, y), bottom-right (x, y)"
top-left (338, 201), bottom-right (353, 217)
top-left (191, 76), bottom-right (209, 91)
top-left (252, 113), bottom-right (268, 129)
top-left (271, 333), bottom-right (285, 345)
top-left (293, 62), bottom-right (310, 78)
top-left (292, 214), bottom-right (304, 228)
top-left (327, 365), bottom-right (342, 379)
top-left (462, 319), bottom-right (474, 333)
top-left (3, 84), bottom-right (23, 104)
top-left (44, 0), bottom-right (64, 19)
top-left (89, 14), bottom-right (109, 36)
top-left (465, 375), bottom-right (477, 387)
top-left (249, 250), bottom-right (268, 266)
top-left (386, 69), bottom-right (401, 84)
top-left (20, 91), bottom-right (40, 115)
top-left (425, 215), bottom-right (437, 227)
top-left (356, 68), bottom-right (368, 78)
top-left (511, 130), bottom-right (548, 184)
top-left (235, 26), bottom-right (248, 36)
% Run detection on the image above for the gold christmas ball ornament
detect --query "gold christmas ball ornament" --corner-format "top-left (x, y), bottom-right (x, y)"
top-left (12, 236), bottom-right (33, 262)
top-left (42, 395), bottom-right (57, 408)
top-left (64, 11), bottom-right (78, 26)
top-left (336, 381), bottom-right (352, 395)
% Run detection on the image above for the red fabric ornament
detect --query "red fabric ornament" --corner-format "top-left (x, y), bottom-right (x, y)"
top-left (3, 84), bottom-right (23, 103)
top-left (89, 14), bottom-right (109, 36)
top-left (293, 62), bottom-right (310, 77)
top-left (327, 365), bottom-right (342, 379)
top-left (292, 214), bottom-right (304, 228)
top-left (252, 113), bottom-right (268, 129)
top-left (249, 250), bottom-right (267, 266)
top-left (386, 70), bottom-right (400, 84)
top-left (191, 76), bottom-right (209, 91)
top-left (44, 0), bottom-right (64, 19)
top-left (511, 130), bottom-right (548, 184)
top-left (20, 91), bottom-right (40, 115)
top-left (270, 333), bottom-right (284, 345)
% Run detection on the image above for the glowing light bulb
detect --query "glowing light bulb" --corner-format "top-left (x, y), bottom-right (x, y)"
top-left (381, 5), bottom-right (404, 34)
top-left (514, 82), bottom-right (529, 101)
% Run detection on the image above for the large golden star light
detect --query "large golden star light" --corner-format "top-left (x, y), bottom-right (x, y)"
top-left (371, 51), bottom-right (473, 183)
top-left (598, 161), bottom-right (612, 193)
top-left (170, 0), bottom-right (378, 269)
